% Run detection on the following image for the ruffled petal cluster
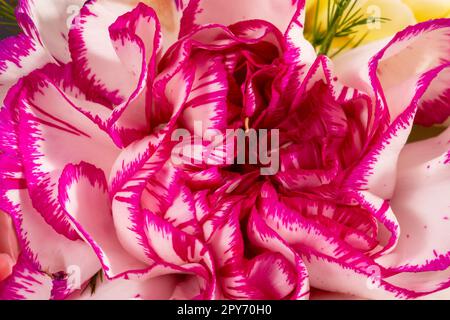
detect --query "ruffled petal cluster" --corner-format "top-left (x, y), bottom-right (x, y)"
top-left (0, 0), bottom-right (449, 300)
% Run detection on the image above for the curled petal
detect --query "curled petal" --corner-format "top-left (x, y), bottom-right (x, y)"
top-left (180, 52), bottom-right (228, 136)
top-left (247, 208), bottom-right (310, 300)
top-left (300, 251), bottom-right (414, 299)
top-left (0, 34), bottom-right (52, 105)
top-left (58, 162), bottom-right (147, 279)
top-left (376, 128), bottom-right (450, 275)
top-left (111, 59), bottom-right (194, 267)
top-left (181, 0), bottom-right (305, 37)
top-left (0, 188), bottom-right (100, 296)
top-left (0, 257), bottom-right (54, 300)
top-left (69, 1), bottom-right (160, 107)
top-left (345, 21), bottom-right (450, 200)
top-left (18, 69), bottom-right (120, 239)
top-left (15, 0), bottom-right (85, 63)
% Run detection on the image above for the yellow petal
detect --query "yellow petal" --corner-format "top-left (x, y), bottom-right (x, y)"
top-left (304, 0), bottom-right (328, 33)
top-left (305, 0), bottom-right (315, 12)
top-left (351, 0), bottom-right (416, 44)
top-left (402, 0), bottom-right (450, 21)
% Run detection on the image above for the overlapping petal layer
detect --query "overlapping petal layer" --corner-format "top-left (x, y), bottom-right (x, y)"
top-left (0, 0), bottom-right (449, 301)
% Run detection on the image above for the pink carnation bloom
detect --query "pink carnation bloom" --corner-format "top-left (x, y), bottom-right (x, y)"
top-left (0, 0), bottom-right (449, 300)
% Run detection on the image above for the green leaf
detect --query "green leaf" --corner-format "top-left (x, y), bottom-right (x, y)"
top-left (82, 270), bottom-right (104, 296)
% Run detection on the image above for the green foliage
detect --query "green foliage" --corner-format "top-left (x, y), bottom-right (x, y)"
top-left (307, 0), bottom-right (389, 57)
top-left (0, 0), bottom-right (20, 34)
top-left (83, 270), bottom-right (104, 296)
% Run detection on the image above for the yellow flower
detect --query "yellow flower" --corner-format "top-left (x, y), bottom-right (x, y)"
top-left (402, 0), bottom-right (450, 21)
top-left (305, 0), bottom-right (450, 56)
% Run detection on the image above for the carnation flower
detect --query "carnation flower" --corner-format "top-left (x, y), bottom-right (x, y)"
top-left (0, 0), bottom-right (449, 300)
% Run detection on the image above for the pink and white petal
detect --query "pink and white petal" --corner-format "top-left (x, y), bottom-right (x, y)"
top-left (15, 0), bottom-right (85, 63)
top-left (193, 190), bottom-right (212, 223)
top-left (18, 70), bottom-right (120, 239)
top-left (248, 208), bottom-right (310, 300)
top-left (373, 20), bottom-right (450, 124)
top-left (111, 43), bottom-right (194, 268)
top-left (259, 184), bottom-right (375, 270)
top-left (181, 21), bottom-right (285, 54)
top-left (283, 0), bottom-right (317, 101)
top-left (0, 81), bottom-right (27, 188)
top-left (111, 155), bottom-right (165, 266)
top-left (109, 134), bottom-right (158, 195)
top-left (151, 37), bottom-right (194, 127)
top-left (376, 127), bottom-right (450, 272)
top-left (110, 135), bottom-right (185, 267)
top-left (83, 0), bottom-right (186, 57)
top-left (0, 257), bottom-right (54, 300)
top-left (181, 0), bottom-right (304, 37)
top-left (71, 275), bottom-right (181, 300)
top-left (144, 211), bottom-right (212, 270)
top-left (384, 268), bottom-right (450, 297)
top-left (33, 63), bottom-right (118, 142)
top-left (163, 186), bottom-right (200, 236)
top-left (0, 187), bottom-right (101, 289)
top-left (111, 138), bottom-right (185, 265)
top-left (419, 287), bottom-right (450, 300)
top-left (72, 262), bottom-right (217, 300)
top-left (205, 203), bottom-right (243, 267)
top-left (346, 63), bottom-right (450, 200)
top-left (110, 109), bottom-right (192, 268)
top-left (247, 252), bottom-right (298, 300)
top-left (354, 192), bottom-right (400, 258)
top-left (300, 252), bottom-right (415, 300)
top-left (187, 167), bottom-right (225, 190)
top-left (105, 29), bottom-right (146, 106)
top-left (415, 66), bottom-right (450, 126)
top-left (329, 190), bottom-right (450, 297)
top-left (19, 61), bottom-right (146, 151)
top-left (140, 159), bottom-right (202, 236)
top-left (303, 249), bottom-right (450, 299)
top-left (334, 19), bottom-right (450, 118)
top-left (108, 3), bottom-right (160, 70)
top-left (205, 203), bottom-right (260, 299)
top-left (8, 262), bottom-right (92, 300)
top-left (332, 38), bottom-right (391, 95)
top-left (30, 4), bottom-right (161, 148)
top-left (6, 260), bottom-right (76, 300)
top-left (58, 162), bottom-right (148, 279)
top-left (282, 36), bottom-right (316, 105)
top-left (141, 162), bottom-right (182, 216)
top-left (69, 1), bottom-right (158, 106)
top-left (143, 211), bottom-right (216, 299)
top-left (292, 56), bottom-right (371, 118)
top-left (333, 20), bottom-right (450, 188)
top-left (0, 34), bottom-right (52, 104)
top-left (106, 3), bottom-right (162, 145)
top-left (180, 52), bottom-right (228, 137)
